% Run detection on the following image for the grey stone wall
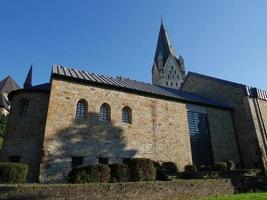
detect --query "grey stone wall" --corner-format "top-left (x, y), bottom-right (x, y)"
top-left (0, 91), bottom-right (50, 182)
top-left (40, 78), bottom-right (192, 183)
top-left (182, 75), bottom-right (261, 168)
top-left (248, 98), bottom-right (267, 169)
top-left (207, 108), bottom-right (240, 164)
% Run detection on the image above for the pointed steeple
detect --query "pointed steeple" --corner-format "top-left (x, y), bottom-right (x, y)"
top-left (154, 20), bottom-right (177, 67)
top-left (23, 65), bottom-right (33, 89)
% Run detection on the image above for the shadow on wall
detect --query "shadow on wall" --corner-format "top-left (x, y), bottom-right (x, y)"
top-left (40, 112), bottom-right (137, 183)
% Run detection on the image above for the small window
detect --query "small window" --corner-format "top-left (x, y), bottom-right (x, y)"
top-left (122, 158), bottom-right (130, 165)
top-left (122, 106), bottom-right (132, 124)
top-left (72, 157), bottom-right (83, 169)
top-left (176, 82), bottom-right (178, 86)
top-left (175, 70), bottom-right (176, 74)
top-left (171, 82), bottom-right (173, 86)
top-left (100, 103), bottom-right (111, 121)
top-left (20, 100), bottom-right (29, 118)
top-left (166, 82), bottom-right (168, 86)
top-left (8, 156), bottom-right (21, 163)
top-left (98, 157), bottom-right (109, 164)
top-left (76, 99), bottom-right (87, 118)
top-left (167, 75), bottom-right (170, 79)
top-left (171, 66), bottom-right (173, 70)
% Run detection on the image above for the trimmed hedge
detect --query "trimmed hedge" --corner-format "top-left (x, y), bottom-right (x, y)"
top-left (68, 164), bottom-right (110, 183)
top-left (128, 158), bottom-right (156, 182)
top-left (0, 162), bottom-right (28, 184)
top-left (212, 162), bottom-right (228, 171)
top-left (109, 163), bottom-right (128, 182)
top-left (161, 162), bottom-right (178, 174)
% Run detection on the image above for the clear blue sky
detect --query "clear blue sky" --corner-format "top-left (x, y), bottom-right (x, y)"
top-left (1, 0), bottom-right (267, 89)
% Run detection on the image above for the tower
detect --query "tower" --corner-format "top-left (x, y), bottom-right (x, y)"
top-left (152, 21), bottom-right (185, 89)
top-left (23, 65), bottom-right (33, 89)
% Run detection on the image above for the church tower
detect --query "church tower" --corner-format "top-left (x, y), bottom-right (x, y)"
top-left (152, 21), bottom-right (185, 89)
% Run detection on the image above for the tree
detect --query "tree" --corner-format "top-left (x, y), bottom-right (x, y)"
top-left (0, 114), bottom-right (7, 148)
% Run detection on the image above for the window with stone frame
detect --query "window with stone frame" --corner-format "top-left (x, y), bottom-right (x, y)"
top-left (20, 100), bottom-right (29, 118)
top-left (71, 156), bottom-right (84, 169)
top-left (76, 99), bottom-right (87, 118)
top-left (122, 106), bottom-right (132, 124)
top-left (8, 156), bottom-right (21, 163)
top-left (98, 157), bottom-right (109, 164)
top-left (99, 103), bottom-right (111, 121)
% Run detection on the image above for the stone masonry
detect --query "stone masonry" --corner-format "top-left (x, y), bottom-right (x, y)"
top-left (0, 91), bottom-right (49, 182)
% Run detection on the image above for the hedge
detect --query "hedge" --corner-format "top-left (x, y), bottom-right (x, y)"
top-left (109, 163), bottom-right (128, 182)
top-left (128, 158), bottom-right (156, 182)
top-left (0, 162), bottom-right (28, 184)
top-left (68, 164), bottom-right (110, 183)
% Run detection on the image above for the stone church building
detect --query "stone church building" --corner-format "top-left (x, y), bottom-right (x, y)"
top-left (1, 22), bottom-right (267, 183)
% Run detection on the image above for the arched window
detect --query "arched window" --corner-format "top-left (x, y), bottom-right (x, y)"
top-left (20, 100), bottom-right (29, 118)
top-left (122, 106), bottom-right (132, 124)
top-left (100, 103), bottom-right (111, 121)
top-left (76, 99), bottom-right (87, 118)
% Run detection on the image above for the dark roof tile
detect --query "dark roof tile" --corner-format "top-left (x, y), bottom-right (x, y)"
top-left (51, 65), bottom-right (231, 109)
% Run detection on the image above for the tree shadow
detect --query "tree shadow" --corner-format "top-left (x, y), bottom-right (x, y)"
top-left (40, 112), bottom-right (137, 183)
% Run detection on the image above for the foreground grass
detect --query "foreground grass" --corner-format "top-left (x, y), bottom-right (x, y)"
top-left (201, 192), bottom-right (267, 200)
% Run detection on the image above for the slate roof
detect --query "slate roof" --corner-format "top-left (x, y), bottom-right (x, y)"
top-left (0, 76), bottom-right (20, 94)
top-left (0, 92), bottom-right (9, 110)
top-left (52, 65), bottom-right (231, 110)
top-left (183, 72), bottom-right (246, 90)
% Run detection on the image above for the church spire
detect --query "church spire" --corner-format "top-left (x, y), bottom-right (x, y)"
top-left (152, 21), bottom-right (186, 89)
top-left (154, 19), bottom-right (177, 67)
top-left (23, 65), bottom-right (33, 89)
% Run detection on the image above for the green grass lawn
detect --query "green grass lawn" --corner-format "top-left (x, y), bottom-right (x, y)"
top-left (201, 193), bottom-right (267, 200)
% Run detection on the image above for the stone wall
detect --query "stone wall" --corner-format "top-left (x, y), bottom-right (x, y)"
top-left (248, 98), bottom-right (267, 169)
top-left (0, 91), bottom-right (50, 182)
top-left (40, 78), bottom-right (192, 183)
top-left (207, 108), bottom-right (240, 164)
top-left (182, 75), bottom-right (262, 168)
top-left (0, 107), bottom-right (8, 116)
top-left (0, 179), bottom-right (236, 200)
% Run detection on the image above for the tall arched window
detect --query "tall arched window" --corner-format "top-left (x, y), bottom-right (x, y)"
top-left (76, 99), bottom-right (87, 118)
top-left (20, 100), bottom-right (29, 118)
top-left (100, 103), bottom-right (111, 121)
top-left (122, 106), bottom-right (132, 124)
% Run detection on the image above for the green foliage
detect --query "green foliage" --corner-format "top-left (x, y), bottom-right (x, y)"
top-left (0, 162), bottom-right (28, 184)
top-left (68, 164), bottom-right (110, 183)
top-left (183, 164), bottom-right (199, 179)
top-left (212, 162), bottom-right (228, 171)
top-left (109, 163), bottom-right (128, 182)
top-left (161, 162), bottom-right (178, 174)
top-left (184, 164), bottom-right (198, 174)
top-left (128, 158), bottom-right (156, 182)
top-left (225, 160), bottom-right (235, 170)
top-left (0, 114), bottom-right (7, 137)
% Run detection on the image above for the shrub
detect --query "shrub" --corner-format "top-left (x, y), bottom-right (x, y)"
top-left (153, 161), bottom-right (161, 170)
top-left (109, 163), bottom-right (128, 182)
top-left (68, 164), bottom-right (110, 183)
top-left (161, 162), bottom-right (178, 174)
top-left (128, 158), bottom-right (156, 182)
top-left (212, 162), bottom-right (228, 171)
top-left (183, 164), bottom-right (199, 179)
top-left (225, 160), bottom-right (235, 170)
top-left (184, 164), bottom-right (198, 174)
top-left (0, 162), bottom-right (28, 183)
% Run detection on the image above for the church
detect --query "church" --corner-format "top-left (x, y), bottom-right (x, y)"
top-left (1, 22), bottom-right (267, 183)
